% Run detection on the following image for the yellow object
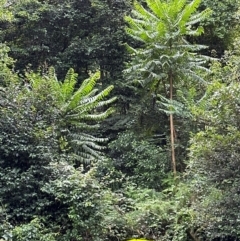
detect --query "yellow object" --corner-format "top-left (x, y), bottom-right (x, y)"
top-left (127, 239), bottom-right (151, 241)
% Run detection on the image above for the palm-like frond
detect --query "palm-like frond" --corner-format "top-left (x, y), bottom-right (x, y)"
top-left (187, 8), bottom-right (212, 26)
top-left (61, 68), bottom-right (78, 102)
top-left (65, 72), bottom-right (99, 112)
top-left (27, 68), bottom-right (116, 165)
top-left (68, 132), bottom-right (107, 164)
top-left (45, 67), bottom-right (63, 102)
top-left (61, 71), bottom-right (115, 164)
top-left (180, 0), bottom-right (202, 24)
top-left (133, 1), bottom-right (159, 21)
top-left (145, 0), bottom-right (166, 19)
top-left (125, 0), bottom-right (212, 88)
top-left (157, 94), bottom-right (192, 117)
top-left (82, 108), bottom-right (116, 121)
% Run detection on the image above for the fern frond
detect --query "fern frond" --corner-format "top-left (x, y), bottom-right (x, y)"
top-left (124, 15), bottom-right (142, 31)
top-left (61, 68), bottom-right (78, 101)
top-left (82, 107), bottom-right (115, 121)
top-left (70, 144), bottom-right (105, 163)
top-left (82, 144), bottom-right (103, 155)
top-left (72, 139), bottom-right (104, 149)
top-left (96, 96), bottom-right (117, 108)
top-left (125, 27), bottom-right (147, 43)
top-left (22, 67), bottom-right (115, 166)
top-left (67, 94), bottom-right (113, 117)
top-left (145, 0), bottom-right (166, 19)
top-left (70, 152), bottom-right (94, 164)
top-left (169, 0), bottom-right (186, 19)
top-left (187, 8), bottom-right (212, 26)
top-left (124, 43), bottom-right (138, 54)
top-left (173, 0), bottom-right (187, 13)
top-left (65, 106), bottom-right (114, 122)
top-left (133, 1), bottom-right (159, 21)
top-left (48, 66), bottom-right (56, 79)
top-left (71, 132), bottom-right (108, 143)
top-left (187, 26), bottom-right (204, 36)
top-left (80, 85), bottom-right (114, 105)
top-left (44, 67), bottom-right (65, 103)
top-left (71, 122), bottom-right (100, 130)
top-left (65, 72), bottom-right (100, 111)
top-left (180, 0), bottom-right (202, 24)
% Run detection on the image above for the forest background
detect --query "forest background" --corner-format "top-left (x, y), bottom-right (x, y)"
top-left (1, 0), bottom-right (240, 241)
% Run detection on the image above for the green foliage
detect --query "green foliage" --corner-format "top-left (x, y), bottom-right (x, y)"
top-left (109, 131), bottom-right (169, 190)
top-left (0, 74), bottom-right (59, 221)
top-left (41, 163), bottom-right (125, 241)
top-left (186, 50), bottom-right (240, 240)
top-left (115, 180), bottom-right (196, 241)
top-left (2, 0), bottom-right (240, 240)
top-left (124, 0), bottom-right (211, 91)
top-left (0, 44), bottom-right (16, 86)
top-left (95, 157), bottom-right (126, 191)
top-left (1, 0), bottom-right (131, 139)
top-left (25, 67), bottom-right (116, 164)
top-left (12, 218), bottom-right (56, 241)
top-left (124, 0), bottom-right (212, 174)
top-left (197, 0), bottom-right (240, 55)
top-left (1, 0), bottom-right (129, 82)
top-left (0, 0), bottom-right (13, 22)
top-left (187, 84), bottom-right (240, 238)
top-left (0, 203), bottom-right (12, 241)
top-left (0, 67), bottom-right (115, 223)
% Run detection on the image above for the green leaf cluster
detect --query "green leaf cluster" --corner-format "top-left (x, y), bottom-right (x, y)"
top-left (0, 66), bottom-right (115, 225)
top-left (124, 0), bottom-right (212, 91)
top-left (186, 50), bottom-right (240, 240)
top-left (108, 131), bottom-right (169, 190)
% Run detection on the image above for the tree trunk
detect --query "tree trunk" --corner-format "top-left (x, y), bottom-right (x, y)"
top-left (169, 71), bottom-right (177, 176)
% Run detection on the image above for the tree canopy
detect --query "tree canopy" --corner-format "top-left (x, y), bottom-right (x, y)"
top-left (1, 0), bottom-right (240, 241)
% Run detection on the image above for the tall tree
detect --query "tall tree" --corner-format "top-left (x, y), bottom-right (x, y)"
top-left (124, 0), bottom-right (211, 175)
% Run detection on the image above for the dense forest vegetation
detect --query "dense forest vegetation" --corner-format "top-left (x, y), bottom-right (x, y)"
top-left (1, 0), bottom-right (240, 240)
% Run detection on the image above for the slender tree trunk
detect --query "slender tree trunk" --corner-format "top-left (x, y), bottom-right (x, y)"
top-left (169, 71), bottom-right (177, 176)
